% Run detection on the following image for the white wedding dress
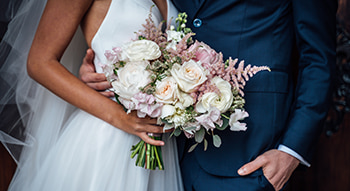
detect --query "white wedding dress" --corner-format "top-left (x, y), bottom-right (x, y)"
top-left (7, 0), bottom-right (183, 190)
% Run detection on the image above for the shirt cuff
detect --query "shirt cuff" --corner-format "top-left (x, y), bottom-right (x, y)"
top-left (278, 145), bottom-right (311, 167)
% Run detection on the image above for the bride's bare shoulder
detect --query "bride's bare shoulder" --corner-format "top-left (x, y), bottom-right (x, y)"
top-left (81, 0), bottom-right (112, 47)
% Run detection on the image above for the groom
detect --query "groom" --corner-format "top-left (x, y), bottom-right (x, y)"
top-left (80, 0), bottom-right (337, 190)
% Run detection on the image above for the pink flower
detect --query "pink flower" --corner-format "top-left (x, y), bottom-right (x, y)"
top-left (104, 47), bottom-right (122, 63)
top-left (182, 122), bottom-right (201, 138)
top-left (100, 63), bottom-right (117, 82)
top-left (118, 97), bottom-right (136, 113)
top-left (195, 107), bottom-right (223, 131)
top-left (131, 92), bottom-right (163, 118)
top-left (188, 41), bottom-right (221, 67)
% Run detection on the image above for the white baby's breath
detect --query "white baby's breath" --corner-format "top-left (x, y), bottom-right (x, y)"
top-left (166, 30), bottom-right (185, 50)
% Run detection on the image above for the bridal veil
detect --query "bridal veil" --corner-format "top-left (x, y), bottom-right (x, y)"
top-left (0, 0), bottom-right (88, 187)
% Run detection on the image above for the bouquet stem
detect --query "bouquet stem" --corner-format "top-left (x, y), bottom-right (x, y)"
top-left (130, 133), bottom-right (164, 170)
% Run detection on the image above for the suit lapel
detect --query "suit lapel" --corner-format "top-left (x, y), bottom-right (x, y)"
top-left (197, 0), bottom-right (207, 8)
top-left (194, 0), bottom-right (207, 17)
top-left (171, 0), bottom-right (207, 18)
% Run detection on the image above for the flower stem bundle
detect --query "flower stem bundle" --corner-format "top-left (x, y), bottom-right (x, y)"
top-left (130, 134), bottom-right (164, 170)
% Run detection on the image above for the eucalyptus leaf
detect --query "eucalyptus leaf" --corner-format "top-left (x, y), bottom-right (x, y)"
top-left (184, 126), bottom-right (197, 131)
top-left (173, 128), bottom-right (182, 137)
top-left (216, 115), bottom-right (229, 131)
top-left (188, 143), bottom-right (198, 153)
top-left (161, 118), bottom-right (169, 124)
top-left (115, 94), bottom-right (128, 112)
top-left (204, 139), bottom-right (208, 151)
top-left (213, 134), bottom-right (222, 148)
top-left (195, 128), bottom-right (205, 143)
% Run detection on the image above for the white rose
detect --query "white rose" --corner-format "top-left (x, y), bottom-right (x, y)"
top-left (160, 103), bottom-right (187, 130)
top-left (177, 90), bottom-right (194, 108)
top-left (160, 104), bottom-right (176, 119)
top-left (111, 61), bottom-right (151, 100)
top-left (170, 60), bottom-right (208, 93)
top-left (121, 39), bottom-right (161, 61)
top-left (155, 76), bottom-right (178, 104)
top-left (196, 77), bottom-right (234, 113)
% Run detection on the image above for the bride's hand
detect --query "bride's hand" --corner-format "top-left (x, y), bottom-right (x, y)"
top-left (79, 49), bottom-right (167, 146)
top-left (110, 107), bottom-right (167, 146)
top-left (79, 49), bottom-right (168, 145)
top-left (79, 48), bottom-right (114, 97)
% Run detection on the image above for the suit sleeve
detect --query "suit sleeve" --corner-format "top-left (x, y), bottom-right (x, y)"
top-left (280, 0), bottom-right (337, 162)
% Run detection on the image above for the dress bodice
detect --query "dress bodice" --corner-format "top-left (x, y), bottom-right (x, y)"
top-left (91, 0), bottom-right (178, 73)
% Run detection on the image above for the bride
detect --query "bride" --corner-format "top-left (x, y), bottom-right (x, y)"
top-left (0, 0), bottom-right (183, 190)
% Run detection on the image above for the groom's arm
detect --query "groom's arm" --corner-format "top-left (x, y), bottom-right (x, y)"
top-left (79, 48), bottom-right (114, 97)
top-left (238, 0), bottom-right (337, 190)
top-left (279, 0), bottom-right (337, 162)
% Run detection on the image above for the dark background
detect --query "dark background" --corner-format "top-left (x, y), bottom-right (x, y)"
top-left (0, 1), bottom-right (21, 190)
top-left (1, 0), bottom-right (350, 190)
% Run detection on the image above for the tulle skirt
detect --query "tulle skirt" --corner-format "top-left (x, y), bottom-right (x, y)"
top-left (8, 109), bottom-right (183, 191)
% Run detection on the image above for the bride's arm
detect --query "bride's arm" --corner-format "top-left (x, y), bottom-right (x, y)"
top-left (27, 0), bottom-right (164, 146)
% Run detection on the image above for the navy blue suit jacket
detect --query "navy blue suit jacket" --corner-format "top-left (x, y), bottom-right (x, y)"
top-left (172, 0), bottom-right (337, 177)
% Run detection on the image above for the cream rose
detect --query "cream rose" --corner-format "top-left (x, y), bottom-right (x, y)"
top-left (111, 61), bottom-right (151, 100)
top-left (154, 76), bottom-right (178, 104)
top-left (170, 60), bottom-right (208, 93)
top-left (196, 77), bottom-right (234, 113)
top-left (121, 39), bottom-right (161, 61)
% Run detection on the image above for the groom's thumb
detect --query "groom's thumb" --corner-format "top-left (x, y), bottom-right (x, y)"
top-left (237, 156), bottom-right (265, 176)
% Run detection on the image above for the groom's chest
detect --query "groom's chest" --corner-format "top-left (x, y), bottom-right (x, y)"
top-left (171, 0), bottom-right (288, 16)
top-left (171, 0), bottom-right (290, 32)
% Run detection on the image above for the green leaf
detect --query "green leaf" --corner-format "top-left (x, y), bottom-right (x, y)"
top-left (213, 134), bottom-right (222, 148)
top-left (216, 114), bottom-right (229, 131)
top-left (195, 128), bottom-right (205, 143)
top-left (204, 139), bottom-right (208, 151)
top-left (114, 94), bottom-right (128, 112)
top-left (114, 94), bottom-right (120, 104)
top-left (173, 128), bottom-right (182, 137)
top-left (184, 126), bottom-right (197, 131)
top-left (188, 143), bottom-right (198, 153)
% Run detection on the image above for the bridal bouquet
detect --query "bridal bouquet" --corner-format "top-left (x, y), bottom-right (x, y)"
top-left (102, 11), bottom-right (270, 170)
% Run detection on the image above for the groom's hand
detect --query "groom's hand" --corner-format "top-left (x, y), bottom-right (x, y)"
top-left (237, 149), bottom-right (299, 191)
top-left (79, 48), bottom-right (114, 97)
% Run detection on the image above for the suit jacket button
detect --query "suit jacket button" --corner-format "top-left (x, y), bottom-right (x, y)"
top-left (193, 18), bottom-right (202, 27)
